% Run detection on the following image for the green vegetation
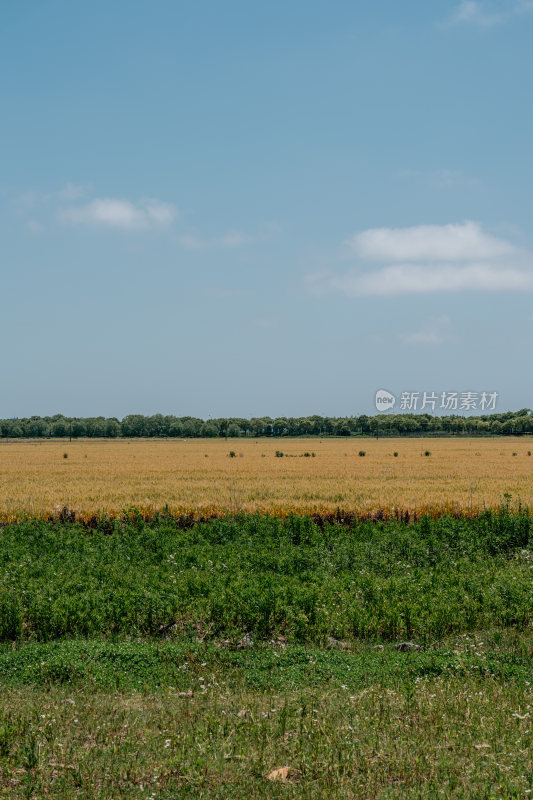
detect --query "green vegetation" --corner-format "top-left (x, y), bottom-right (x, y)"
top-left (0, 646), bottom-right (531, 799)
top-left (0, 511), bottom-right (532, 644)
top-left (0, 632), bottom-right (532, 692)
top-left (1, 511), bottom-right (532, 797)
top-left (2, 407), bottom-right (533, 438)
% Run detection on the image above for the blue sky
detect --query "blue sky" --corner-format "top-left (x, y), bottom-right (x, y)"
top-left (2, 0), bottom-right (532, 418)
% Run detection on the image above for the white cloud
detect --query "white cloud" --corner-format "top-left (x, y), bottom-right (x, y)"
top-left (401, 315), bottom-right (452, 346)
top-left (347, 221), bottom-right (515, 263)
top-left (402, 329), bottom-right (446, 345)
top-left (314, 220), bottom-right (533, 296)
top-left (447, 0), bottom-right (533, 27)
top-left (59, 197), bottom-right (178, 230)
top-left (331, 263), bottom-right (533, 295)
top-left (448, 1), bottom-right (503, 26)
top-left (13, 185), bottom-right (266, 249)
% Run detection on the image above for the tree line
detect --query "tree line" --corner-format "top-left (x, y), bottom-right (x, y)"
top-left (1, 410), bottom-right (532, 439)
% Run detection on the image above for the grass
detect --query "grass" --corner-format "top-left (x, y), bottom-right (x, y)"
top-left (0, 634), bottom-right (532, 798)
top-left (0, 436), bottom-right (533, 520)
top-left (1, 510), bottom-right (532, 797)
top-left (0, 631), bottom-right (532, 692)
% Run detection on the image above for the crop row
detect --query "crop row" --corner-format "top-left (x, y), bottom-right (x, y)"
top-left (0, 511), bottom-right (531, 644)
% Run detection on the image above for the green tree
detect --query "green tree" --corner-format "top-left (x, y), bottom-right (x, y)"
top-left (335, 420), bottom-right (352, 437)
top-left (249, 418), bottom-right (265, 437)
top-left (182, 419), bottom-right (201, 437)
top-left (27, 419), bottom-right (49, 437)
top-left (52, 420), bottom-right (69, 437)
top-left (169, 422), bottom-right (183, 437)
top-left (273, 418), bottom-right (288, 436)
top-left (200, 422), bottom-right (219, 437)
top-left (121, 415), bottom-right (146, 437)
top-left (71, 420), bottom-right (87, 438)
top-left (105, 419), bottom-right (120, 438)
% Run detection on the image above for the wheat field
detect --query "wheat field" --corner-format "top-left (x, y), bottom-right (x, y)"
top-left (0, 436), bottom-right (531, 520)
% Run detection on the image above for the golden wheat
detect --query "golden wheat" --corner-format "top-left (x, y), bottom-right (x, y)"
top-left (0, 436), bottom-right (532, 520)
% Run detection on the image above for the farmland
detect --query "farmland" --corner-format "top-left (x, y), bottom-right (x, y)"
top-left (0, 511), bottom-right (532, 797)
top-left (0, 436), bottom-right (532, 521)
top-left (1, 438), bottom-right (533, 798)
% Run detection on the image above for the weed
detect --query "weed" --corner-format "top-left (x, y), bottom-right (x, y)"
top-left (0, 511), bottom-right (530, 644)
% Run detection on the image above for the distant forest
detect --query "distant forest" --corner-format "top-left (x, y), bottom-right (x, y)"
top-left (1, 410), bottom-right (533, 438)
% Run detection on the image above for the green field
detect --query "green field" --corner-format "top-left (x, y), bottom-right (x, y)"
top-left (0, 511), bottom-right (532, 797)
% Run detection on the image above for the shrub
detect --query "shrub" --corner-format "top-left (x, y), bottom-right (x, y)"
top-left (358, 451), bottom-right (366, 457)
top-left (275, 450), bottom-right (284, 458)
top-left (228, 451), bottom-right (236, 458)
